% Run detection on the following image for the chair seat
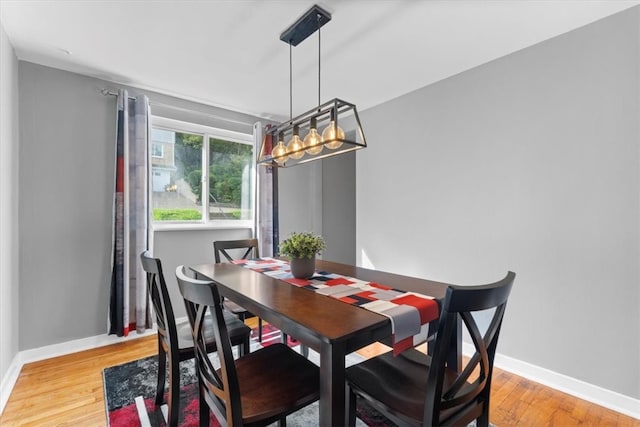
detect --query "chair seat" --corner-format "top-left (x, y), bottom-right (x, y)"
top-left (231, 343), bottom-right (319, 425)
top-left (177, 311), bottom-right (250, 351)
top-left (347, 345), bottom-right (481, 426)
top-left (347, 348), bottom-right (430, 425)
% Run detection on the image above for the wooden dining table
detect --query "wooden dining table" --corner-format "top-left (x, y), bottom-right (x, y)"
top-left (190, 259), bottom-right (458, 426)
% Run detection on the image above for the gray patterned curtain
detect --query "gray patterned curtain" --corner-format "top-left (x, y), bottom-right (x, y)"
top-left (109, 89), bottom-right (152, 336)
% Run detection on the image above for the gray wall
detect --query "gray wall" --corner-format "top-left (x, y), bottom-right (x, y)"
top-left (276, 151), bottom-right (356, 265)
top-left (278, 161), bottom-right (323, 242)
top-left (18, 63), bottom-right (117, 349)
top-left (322, 152), bottom-right (356, 264)
top-left (16, 62), bottom-right (265, 349)
top-left (356, 7), bottom-right (640, 399)
top-left (153, 229), bottom-right (253, 319)
top-left (0, 22), bottom-right (20, 385)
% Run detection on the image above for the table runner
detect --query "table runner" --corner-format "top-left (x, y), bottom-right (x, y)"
top-left (232, 257), bottom-right (439, 355)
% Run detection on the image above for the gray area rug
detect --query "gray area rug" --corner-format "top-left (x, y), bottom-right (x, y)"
top-left (103, 343), bottom-right (388, 426)
top-left (103, 342), bottom-right (491, 426)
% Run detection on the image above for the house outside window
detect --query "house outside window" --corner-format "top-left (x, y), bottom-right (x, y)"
top-left (151, 116), bottom-right (254, 229)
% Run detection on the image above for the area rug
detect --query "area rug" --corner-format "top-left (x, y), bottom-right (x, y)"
top-left (103, 348), bottom-right (390, 426)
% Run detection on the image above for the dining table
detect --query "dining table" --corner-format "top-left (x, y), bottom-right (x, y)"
top-left (190, 258), bottom-right (459, 426)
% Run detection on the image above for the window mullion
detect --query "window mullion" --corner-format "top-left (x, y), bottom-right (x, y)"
top-left (202, 133), bottom-right (210, 223)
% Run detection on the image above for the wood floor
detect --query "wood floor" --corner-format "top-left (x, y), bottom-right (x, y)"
top-left (1, 325), bottom-right (638, 427)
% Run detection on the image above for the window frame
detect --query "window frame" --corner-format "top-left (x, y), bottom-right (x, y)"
top-left (150, 116), bottom-right (255, 231)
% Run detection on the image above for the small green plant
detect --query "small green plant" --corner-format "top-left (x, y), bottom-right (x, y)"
top-left (279, 231), bottom-right (326, 259)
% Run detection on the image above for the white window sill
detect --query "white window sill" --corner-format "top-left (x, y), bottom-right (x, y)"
top-left (152, 222), bottom-right (253, 232)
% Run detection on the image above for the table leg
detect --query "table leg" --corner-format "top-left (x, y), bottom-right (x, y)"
top-left (319, 340), bottom-right (347, 426)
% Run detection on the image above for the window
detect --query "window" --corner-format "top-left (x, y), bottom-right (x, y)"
top-left (150, 117), bottom-right (254, 228)
top-left (151, 142), bottom-right (164, 158)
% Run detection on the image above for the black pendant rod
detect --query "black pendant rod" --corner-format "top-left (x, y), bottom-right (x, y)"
top-left (289, 42), bottom-right (293, 122)
top-left (317, 13), bottom-right (321, 108)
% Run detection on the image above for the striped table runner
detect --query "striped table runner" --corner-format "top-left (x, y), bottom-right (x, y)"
top-left (233, 257), bottom-right (439, 355)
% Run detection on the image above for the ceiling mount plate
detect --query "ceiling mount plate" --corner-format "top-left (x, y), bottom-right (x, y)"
top-left (280, 4), bottom-right (332, 46)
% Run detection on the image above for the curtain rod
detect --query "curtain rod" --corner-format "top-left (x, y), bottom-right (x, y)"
top-left (101, 88), bottom-right (135, 100)
top-left (100, 88), bottom-right (258, 128)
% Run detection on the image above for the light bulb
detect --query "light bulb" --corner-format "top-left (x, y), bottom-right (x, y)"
top-left (271, 139), bottom-right (288, 165)
top-left (287, 126), bottom-right (304, 159)
top-left (322, 108), bottom-right (345, 149)
top-left (322, 120), bottom-right (345, 149)
top-left (303, 118), bottom-right (323, 155)
top-left (271, 132), bottom-right (288, 165)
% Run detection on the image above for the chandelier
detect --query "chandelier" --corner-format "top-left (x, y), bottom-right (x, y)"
top-left (257, 4), bottom-right (367, 168)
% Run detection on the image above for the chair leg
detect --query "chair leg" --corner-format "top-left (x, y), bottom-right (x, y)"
top-left (155, 339), bottom-right (166, 405)
top-left (277, 417), bottom-right (287, 427)
top-left (347, 387), bottom-right (357, 427)
top-left (477, 398), bottom-right (490, 427)
top-left (198, 384), bottom-right (209, 427)
top-left (258, 318), bottom-right (263, 342)
top-left (241, 334), bottom-right (250, 356)
top-left (477, 412), bottom-right (489, 427)
top-left (167, 354), bottom-right (180, 427)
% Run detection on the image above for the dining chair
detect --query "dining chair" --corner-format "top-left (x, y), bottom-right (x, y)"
top-left (346, 271), bottom-right (516, 427)
top-left (175, 265), bottom-right (320, 426)
top-left (213, 239), bottom-right (263, 341)
top-left (140, 251), bottom-right (251, 427)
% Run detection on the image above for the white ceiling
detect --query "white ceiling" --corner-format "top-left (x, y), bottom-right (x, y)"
top-left (1, 0), bottom-right (638, 121)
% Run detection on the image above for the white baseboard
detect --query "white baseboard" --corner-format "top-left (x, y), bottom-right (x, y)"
top-left (462, 343), bottom-right (640, 420)
top-left (18, 327), bottom-right (157, 365)
top-left (0, 327), bottom-right (156, 416)
top-left (0, 356), bottom-right (22, 417)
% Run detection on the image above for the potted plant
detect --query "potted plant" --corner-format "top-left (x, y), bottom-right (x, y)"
top-left (279, 231), bottom-right (326, 279)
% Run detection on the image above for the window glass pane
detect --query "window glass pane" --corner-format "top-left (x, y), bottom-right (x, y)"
top-left (151, 129), bottom-right (203, 221)
top-left (208, 137), bottom-right (253, 221)
top-left (151, 143), bottom-right (163, 158)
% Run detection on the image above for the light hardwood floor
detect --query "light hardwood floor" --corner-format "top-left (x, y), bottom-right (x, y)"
top-left (1, 325), bottom-right (638, 427)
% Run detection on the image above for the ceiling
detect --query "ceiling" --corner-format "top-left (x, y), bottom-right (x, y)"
top-left (1, 0), bottom-right (638, 121)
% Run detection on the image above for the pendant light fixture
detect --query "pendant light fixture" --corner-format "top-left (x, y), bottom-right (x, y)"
top-left (257, 4), bottom-right (367, 168)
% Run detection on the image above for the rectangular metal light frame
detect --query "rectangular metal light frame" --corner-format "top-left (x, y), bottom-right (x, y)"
top-left (258, 98), bottom-right (367, 168)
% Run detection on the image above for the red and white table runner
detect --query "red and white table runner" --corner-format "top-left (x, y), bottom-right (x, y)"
top-left (233, 257), bottom-right (440, 355)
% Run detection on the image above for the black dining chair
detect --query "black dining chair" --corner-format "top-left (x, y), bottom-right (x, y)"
top-left (175, 265), bottom-right (320, 426)
top-left (140, 251), bottom-right (251, 427)
top-left (213, 239), bottom-right (264, 342)
top-left (346, 271), bottom-right (516, 427)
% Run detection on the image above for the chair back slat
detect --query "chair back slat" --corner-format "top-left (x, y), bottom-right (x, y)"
top-left (140, 251), bottom-right (178, 354)
top-left (442, 311), bottom-right (488, 404)
top-left (193, 302), bottom-right (226, 395)
top-left (176, 265), bottom-right (244, 426)
top-left (425, 271), bottom-right (515, 425)
top-left (214, 239), bottom-right (259, 263)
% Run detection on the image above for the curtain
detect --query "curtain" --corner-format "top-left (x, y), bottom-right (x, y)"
top-left (109, 89), bottom-right (152, 337)
top-left (255, 122), bottom-right (278, 257)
